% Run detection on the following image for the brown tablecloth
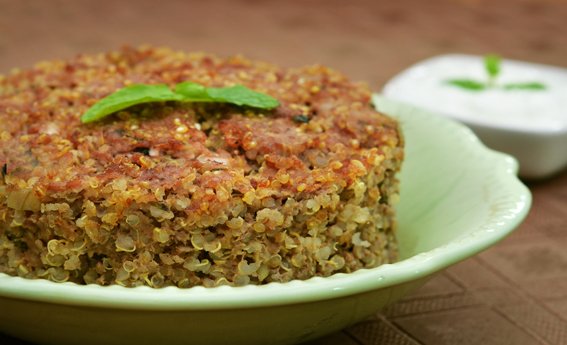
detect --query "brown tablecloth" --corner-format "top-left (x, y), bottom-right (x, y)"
top-left (1, 1), bottom-right (566, 344)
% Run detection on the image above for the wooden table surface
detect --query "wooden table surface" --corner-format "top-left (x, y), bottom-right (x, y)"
top-left (1, 0), bottom-right (567, 344)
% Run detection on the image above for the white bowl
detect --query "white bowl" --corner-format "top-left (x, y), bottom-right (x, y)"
top-left (383, 54), bottom-right (567, 179)
top-left (0, 97), bottom-right (531, 345)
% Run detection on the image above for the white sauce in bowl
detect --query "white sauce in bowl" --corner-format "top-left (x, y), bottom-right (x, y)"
top-left (383, 55), bottom-right (567, 133)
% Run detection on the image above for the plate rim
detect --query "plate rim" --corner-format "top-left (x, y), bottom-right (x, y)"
top-left (0, 96), bottom-right (532, 310)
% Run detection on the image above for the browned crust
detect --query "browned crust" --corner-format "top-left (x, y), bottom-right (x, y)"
top-left (0, 46), bottom-right (403, 288)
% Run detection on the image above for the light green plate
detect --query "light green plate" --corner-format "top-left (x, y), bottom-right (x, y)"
top-left (0, 96), bottom-right (531, 345)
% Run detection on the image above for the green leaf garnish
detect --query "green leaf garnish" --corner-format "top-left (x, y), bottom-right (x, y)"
top-left (207, 85), bottom-right (280, 109)
top-left (175, 82), bottom-right (280, 108)
top-left (444, 54), bottom-right (547, 93)
top-left (503, 82), bottom-right (546, 90)
top-left (81, 82), bottom-right (280, 123)
top-left (484, 54), bottom-right (501, 82)
top-left (445, 79), bottom-right (487, 91)
top-left (81, 84), bottom-right (183, 123)
top-left (174, 82), bottom-right (210, 101)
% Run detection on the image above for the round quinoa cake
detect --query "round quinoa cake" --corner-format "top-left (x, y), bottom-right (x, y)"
top-left (0, 46), bottom-right (403, 288)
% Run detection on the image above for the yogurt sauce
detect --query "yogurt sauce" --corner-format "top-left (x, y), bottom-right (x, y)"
top-left (383, 55), bottom-right (567, 133)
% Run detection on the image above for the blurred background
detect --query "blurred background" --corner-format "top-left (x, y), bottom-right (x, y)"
top-left (1, 1), bottom-right (567, 344)
top-left (1, 0), bottom-right (566, 89)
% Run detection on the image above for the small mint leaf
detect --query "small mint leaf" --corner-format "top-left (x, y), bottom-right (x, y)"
top-left (445, 79), bottom-right (487, 91)
top-left (81, 82), bottom-right (280, 123)
top-left (503, 82), bottom-right (546, 91)
top-left (484, 54), bottom-right (501, 80)
top-left (81, 84), bottom-right (182, 123)
top-left (207, 85), bottom-right (279, 109)
top-left (174, 82), bottom-right (210, 101)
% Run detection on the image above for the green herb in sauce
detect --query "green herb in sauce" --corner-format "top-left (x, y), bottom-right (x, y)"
top-left (444, 55), bottom-right (547, 92)
top-left (484, 54), bottom-right (501, 86)
top-left (503, 82), bottom-right (546, 90)
top-left (445, 79), bottom-right (487, 91)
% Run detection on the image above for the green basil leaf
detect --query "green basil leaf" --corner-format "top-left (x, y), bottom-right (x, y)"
top-left (174, 82), bottom-right (210, 101)
top-left (503, 82), bottom-right (546, 90)
top-left (175, 82), bottom-right (280, 108)
top-left (484, 54), bottom-right (501, 80)
top-left (81, 84), bottom-right (182, 123)
top-left (207, 85), bottom-right (280, 109)
top-left (81, 82), bottom-right (280, 123)
top-left (445, 79), bottom-right (487, 91)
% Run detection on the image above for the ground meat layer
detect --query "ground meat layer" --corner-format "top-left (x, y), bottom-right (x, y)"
top-left (0, 46), bottom-right (403, 288)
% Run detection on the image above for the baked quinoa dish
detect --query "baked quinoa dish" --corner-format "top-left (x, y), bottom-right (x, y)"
top-left (0, 46), bottom-right (403, 288)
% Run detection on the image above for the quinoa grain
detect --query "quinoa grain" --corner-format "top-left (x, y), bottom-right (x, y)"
top-left (0, 46), bottom-right (403, 288)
